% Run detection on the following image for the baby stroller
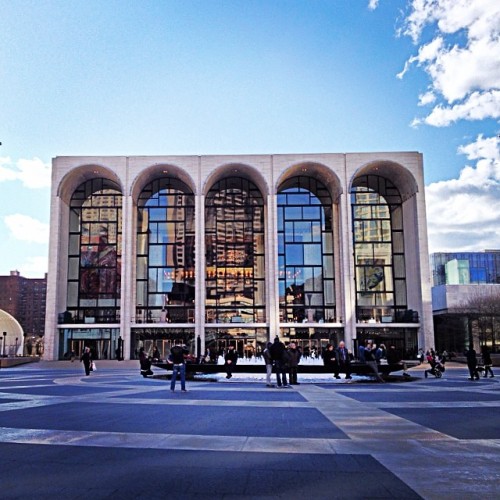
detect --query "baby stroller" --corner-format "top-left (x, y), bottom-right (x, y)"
top-left (425, 357), bottom-right (445, 378)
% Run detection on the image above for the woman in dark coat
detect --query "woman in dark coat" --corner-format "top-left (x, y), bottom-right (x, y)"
top-left (322, 344), bottom-right (340, 379)
top-left (80, 347), bottom-right (92, 376)
top-left (465, 348), bottom-right (480, 380)
top-left (287, 342), bottom-right (301, 385)
top-left (482, 346), bottom-right (495, 378)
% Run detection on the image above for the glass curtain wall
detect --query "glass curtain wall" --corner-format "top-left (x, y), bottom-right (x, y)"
top-left (205, 177), bottom-right (265, 323)
top-left (277, 177), bottom-right (335, 323)
top-left (136, 178), bottom-right (195, 323)
top-left (66, 178), bottom-right (122, 324)
top-left (351, 175), bottom-right (407, 322)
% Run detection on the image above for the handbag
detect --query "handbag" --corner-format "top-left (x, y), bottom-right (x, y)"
top-left (91, 361), bottom-right (96, 371)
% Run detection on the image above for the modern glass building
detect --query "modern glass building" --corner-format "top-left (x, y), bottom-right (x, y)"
top-left (431, 251), bottom-right (500, 286)
top-left (44, 153), bottom-right (434, 361)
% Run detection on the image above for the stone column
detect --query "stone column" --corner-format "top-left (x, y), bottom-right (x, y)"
top-left (120, 192), bottom-right (133, 360)
top-left (195, 193), bottom-right (206, 354)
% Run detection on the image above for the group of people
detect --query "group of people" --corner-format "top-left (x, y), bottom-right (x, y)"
top-left (421, 346), bottom-right (496, 380)
top-left (465, 346), bottom-right (495, 380)
top-left (322, 341), bottom-right (352, 380)
top-left (139, 338), bottom-right (402, 388)
top-left (261, 338), bottom-right (302, 388)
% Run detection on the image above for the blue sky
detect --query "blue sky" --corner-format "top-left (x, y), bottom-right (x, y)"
top-left (1, 0), bottom-right (499, 277)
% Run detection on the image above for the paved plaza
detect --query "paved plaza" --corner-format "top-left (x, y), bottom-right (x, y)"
top-left (0, 361), bottom-right (499, 499)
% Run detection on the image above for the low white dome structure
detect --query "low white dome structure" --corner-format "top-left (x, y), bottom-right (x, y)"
top-left (0, 309), bottom-right (24, 356)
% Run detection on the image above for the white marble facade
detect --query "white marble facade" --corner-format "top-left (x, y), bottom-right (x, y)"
top-left (44, 153), bottom-right (434, 360)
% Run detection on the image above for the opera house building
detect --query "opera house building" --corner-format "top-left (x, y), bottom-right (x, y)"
top-left (44, 153), bottom-right (433, 361)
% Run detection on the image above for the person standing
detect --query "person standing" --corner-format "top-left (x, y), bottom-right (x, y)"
top-left (224, 345), bottom-right (238, 379)
top-left (262, 342), bottom-right (274, 387)
top-left (482, 346), bottom-right (495, 378)
top-left (465, 347), bottom-right (480, 380)
top-left (80, 346), bottom-right (92, 376)
top-left (322, 344), bottom-right (340, 379)
top-left (169, 340), bottom-right (188, 392)
top-left (287, 342), bottom-right (301, 385)
top-left (270, 337), bottom-right (290, 388)
top-left (336, 341), bottom-right (352, 380)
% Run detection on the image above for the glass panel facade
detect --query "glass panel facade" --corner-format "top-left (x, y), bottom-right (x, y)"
top-left (205, 178), bottom-right (265, 323)
top-left (66, 178), bottom-right (122, 324)
top-left (278, 177), bottom-right (335, 323)
top-left (355, 328), bottom-right (418, 359)
top-left (132, 328), bottom-right (195, 360)
top-left (59, 328), bottom-right (120, 360)
top-left (279, 327), bottom-right (344, 356)
top-left (430, 251), bottom-right (500, 285)
top-left (136, 178), bottom-right (195, 323)
top-left (351, 175), bottom-right (407, 323)
top-left (205, 327), bottom-right (268, 359)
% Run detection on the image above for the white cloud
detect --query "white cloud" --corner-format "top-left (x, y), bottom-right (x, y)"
top-left (4, 214), bottom-right (50, 244)
top-left (426, 134), bottom-right (500, 252)
top-left (368, 0), bottom-right (379, 10)
top-left (399, 0), bottom-right (500, 126)
top-left (0, 157), bottom-right (51, 189)
top-left (22, 256), bottom-right (49, 278)
top-left (418, 90), bottom-right (436, 106)
top-left (418, 89), bottom-right (500, 126)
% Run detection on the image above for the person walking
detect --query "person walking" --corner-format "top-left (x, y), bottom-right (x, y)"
top-left (465, 347), bottom-right (480, 381)
top-left (263, 342), bottom-right (274, 387)
top-left (482, 346), bottom-right (495, 378)
top-left (270, 337), bottom-right (290, 388)
top-left (364, 341), bottom-right (385, 383)
top-left (169, 340), bottom-right (188, 392)
top-left (80, 346), bottom-right (92, 376)
top-left (336, 341), bottom-right (352, 380)
top-left (224, 345), bottom-right (238, 379)
top-left (287, 342), bottom-right (301, 385)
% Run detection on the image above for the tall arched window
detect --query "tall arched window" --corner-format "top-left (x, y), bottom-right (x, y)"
top-left (278, 177), bottom-right (335, 323)
top-left (351, 175), bottom-right (407, 322)
top-left (205, 177), bottom-right (265, 323)
top-left (66, 178), bottom-right (122, 323)
top-left (136, 178), bottom-right (195, 323)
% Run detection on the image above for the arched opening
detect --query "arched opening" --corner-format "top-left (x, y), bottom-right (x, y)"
top-left (66, 178), bottom-right (123, 325)
top-left (135, 177), bottom-right (195, 325)
top-left (205, 177), bottom-right (265, 324)
top-left (351, 175), bottom-right (407, 323)
top-left (277, 176), bottom-right (335, 323)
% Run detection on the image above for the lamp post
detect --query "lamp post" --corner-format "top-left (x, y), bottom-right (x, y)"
top-left (2, 332), bottom-right (6, 357)
top-left (15, 337), bottom-right (18, 357)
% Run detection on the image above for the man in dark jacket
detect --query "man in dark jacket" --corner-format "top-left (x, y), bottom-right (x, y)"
top-left (287, 342), bottom-right (301, 385)
top-left (169, 340), bottom-right (189, 392)
top-left (270, 337), bottom-right (290, 388)
top-left (224, 345), bottom-right (238, 379)
top-left (336, 341), bottom-right (351, 380)
top-left (465, 347), bottom-right (480, 380)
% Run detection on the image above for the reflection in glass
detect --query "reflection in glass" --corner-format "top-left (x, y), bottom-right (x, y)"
top-left (66, 178), bottom-right (122, 324)
top-left (136, 178), bottom-right (195, 324)
top-left (278, 177), bottom-right (335, 323)
top-left (205, 177), bottom-right (265, 323)
top-left (351, 175), bottom-right (407, 323)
